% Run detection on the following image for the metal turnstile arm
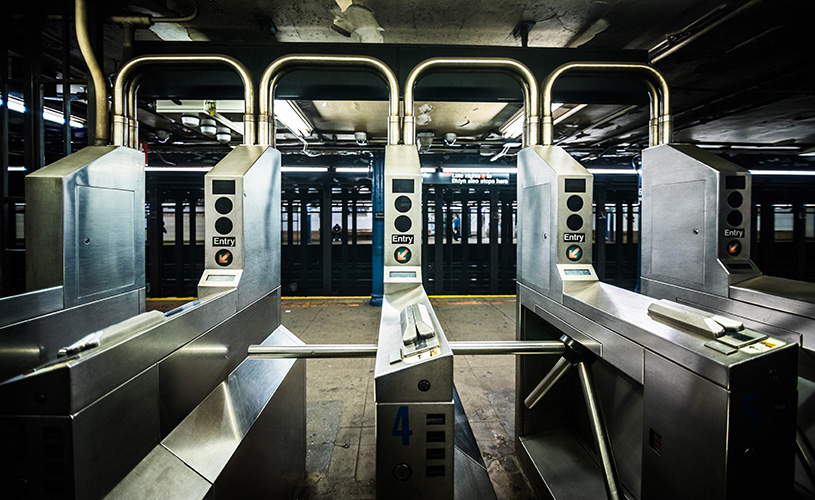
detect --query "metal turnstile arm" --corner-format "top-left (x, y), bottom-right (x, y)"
top-left (248, 340), bottom-right (565, 358)
top-left (524, 335), bottom-right (622, 500)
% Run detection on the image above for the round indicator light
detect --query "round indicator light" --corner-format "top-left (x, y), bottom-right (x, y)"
top-left (394, 246), bottom-right (412, 264)
top-left (727, 210), bottom-right (743, 227)
top-left (566, 245), bottom-right (583, 262)
top-left (726, 240), bottom-right (742, 257)
top-left (215, 217), bottom-right (233, 235)
top-left (727, 191), bottom-right (743, 208)
top-left (567, 195), bottom-right (584, 212)
top-left (215, 249), bottom-right (233, 266)
top-left (395, 195), bottom-right (412, 213)
top-left (215, 197), bottom-right (233, 215)
top-left (395, 215), bottom-right (412, 232)
top-left (566, 214), bottom-right (584, 231)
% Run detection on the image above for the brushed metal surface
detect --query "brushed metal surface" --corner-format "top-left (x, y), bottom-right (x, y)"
top-left (376, 283), bottom-right (453, 403)
top-left (25, 145), bottom-right (145, 307)
top-left (158, 288), bottom-right (280, 435)
top-left (731, 275), bottom-right (815, 320)
top-left (202, 146), bottom-right (280, 311)
top-left (0, 286), bottom-right (62, 328)
top-left (103, 446), bottom-right (212, 500)
top-left (72, 366), bottom-right (160, 499)
top-left (517, 146), bottom-right (595, 300)
top-left (0, 289), bottom-right (236, 415)
top-left (641, 144), bottom-right (759, 296)
top-left (383, 144), bottom-right (423, 283)
top-left (453, 447), bottom-right (498, 500)
top-left (161, 325), bottom-right (303, 482)
top-left (0, 289), bottom-right (142, 383)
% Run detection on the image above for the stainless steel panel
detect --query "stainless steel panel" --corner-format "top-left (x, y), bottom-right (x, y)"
top-left (642, 350), bottom-right (728, 500)
top-left (75, 185), bottom-right (136, 299)
top-left (453, 447), bottom-right (497, 500)
top-left (731, 275), bottom-right (815, 320)
top-left (649, 180), bottom-right (706, 286)
top-left (517, 146), bottom-right (595, 300)
top-left (0, 289), bottom-right (142, 382)
top-left (158, 288), bottom-right (280, 434)
top-left (375, 283), bottom-right (454, 403)
top-left (104, 446), bottom-right (212, 500)
top-left (0, 286), bottom-right (62, 328)
top-left (383, 145), bottom-right (423, 283)
top-left (202, 146), bottom-right (280, 310)
top-left (641, 144), bottom-right (759, 296)
top-left (72, 366), bottom-right (160, 499)
top-left (377, 401), bottom-right (455, 500)
top-left (518, 431), bottom-right (611, 500)
top-left (0, 365), bottom-right (160, 499)
top-left (0, 289), bottom-right (236, 415)
top-left (25, 145), bottom-right (145, 307)
top-left (161, 325), bottom-right (303, 482)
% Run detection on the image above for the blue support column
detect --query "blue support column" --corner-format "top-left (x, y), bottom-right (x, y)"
top-left (370, 154), bottom-right (385, 306)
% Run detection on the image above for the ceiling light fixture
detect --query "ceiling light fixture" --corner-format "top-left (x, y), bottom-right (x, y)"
top-left (281, 166), bottom-right (328, 173)
top-left (275, 100), bottom-right (313, 137)
top-left (200, 118), bottom-right (217, 136)
top-left (216, 127), bottom-right (232, 143)
top-left (553, 104), bottom-right (587, 125)
top-left (500, 104), bottom-right (563, 139)
top-left (181, 113), bottom-right (200, 127)
top-left (4, 95), bottom-right (85, 128)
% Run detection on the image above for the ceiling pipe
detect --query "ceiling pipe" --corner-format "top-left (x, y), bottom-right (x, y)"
top-left (75, 0), bottom-right (109, 145)
top-left (404, 57), bottom-right (540, 148)
top-left (540, 62), bottom-right (671, 147)
top-left (259, 54), bottom-right (400, 148)
top-left (112, 54), bottom-right (256, 147)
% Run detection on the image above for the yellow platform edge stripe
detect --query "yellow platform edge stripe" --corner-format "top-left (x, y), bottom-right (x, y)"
top-left (147, 294), bottom-right (516, 301)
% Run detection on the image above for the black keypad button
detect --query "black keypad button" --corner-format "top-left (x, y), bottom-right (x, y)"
top-left (215, 197), bottom-right (233, 215)
top-left (215, 217), bottom-right (233, 235)
top-left (395, 215), bottom-right (412, 232)
top-left (566, 214), bottom-right (583, 231)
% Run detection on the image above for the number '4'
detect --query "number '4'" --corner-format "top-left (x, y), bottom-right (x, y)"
top-left (392, 406), bottom-right (413, 446)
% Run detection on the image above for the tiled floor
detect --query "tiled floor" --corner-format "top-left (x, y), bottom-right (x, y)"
top-left (283, 296), bottom-right (537, 500)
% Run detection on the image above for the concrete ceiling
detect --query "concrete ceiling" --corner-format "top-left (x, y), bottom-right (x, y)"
top-left (109, 0), bottom-right (815, 163)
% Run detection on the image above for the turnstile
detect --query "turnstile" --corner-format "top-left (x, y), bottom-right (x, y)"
top-left (516, 63), bottom-right (799, 500)
top-left (640, 143), bottom-right (815, 496)
top-left (0, 54), bottom-right (305, 499)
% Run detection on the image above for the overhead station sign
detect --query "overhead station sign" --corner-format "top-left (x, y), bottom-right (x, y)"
top-left (423, 171), bottom-right (511, 186)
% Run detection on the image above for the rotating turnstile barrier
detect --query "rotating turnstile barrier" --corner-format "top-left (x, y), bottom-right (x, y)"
top-left (640, 137), bottom-right (815, 497)
top-left (515, 62), bottom-right (798, 500)
top-left (0, 54), bottom-right (306, 499)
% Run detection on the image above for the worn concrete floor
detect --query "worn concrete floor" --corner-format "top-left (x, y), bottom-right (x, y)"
top-left (281, 296), bottom-right (537, 500)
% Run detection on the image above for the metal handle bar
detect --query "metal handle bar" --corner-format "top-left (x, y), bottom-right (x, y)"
top-left (247, 340), bottom-right (564, 359)
top-left (258, 54), bottom-right (400, 147)
top-left (541, 61), bottom-right (671, 146)
top-left (113, 54), bottom-right (256, 147)
top-left (403, 57), bottom-right (540, 147)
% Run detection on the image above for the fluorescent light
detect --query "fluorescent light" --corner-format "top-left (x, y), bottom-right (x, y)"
top-left (274, 100), bottom-right (313, 137)
top-left (749, 170), bottom-right (815, 176)
top-left (145, 167), bottom-right (213, 172)
top-left (336, 167), bottom-right (369, 173)
top-left (5, 95), bottom-right (85, 128)
top-left (420, 167), bottom-right (437, 173)
top-left (554, 104), bottom-right (587, 125)
top-left (281, 166), bottom-right (328, 173)
top-left (587, 169), bottom-right (639, 175)
top-left (8, 166), bottom-right (27, 172)
top-left (442, 167), bottom-right (517, 174)
top-left (500, 109), bottom-right (524, 139)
